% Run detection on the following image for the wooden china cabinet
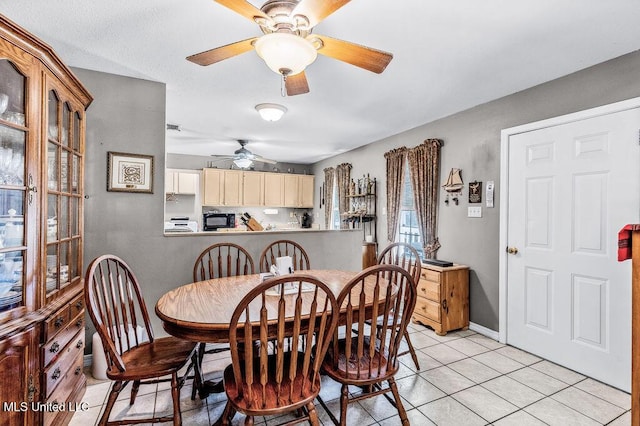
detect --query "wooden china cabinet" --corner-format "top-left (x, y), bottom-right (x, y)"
top-left (0, 15), bottom-right (92, 425)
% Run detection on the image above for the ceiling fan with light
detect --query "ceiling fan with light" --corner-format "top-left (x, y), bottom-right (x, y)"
top-left (211, 140), bottom-right (278, 169)
top-left (187, 0), bottom-right (393, 96)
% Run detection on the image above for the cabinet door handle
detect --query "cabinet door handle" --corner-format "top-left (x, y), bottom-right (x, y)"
top-left (49, 342), bottom-right (60, 353)
top-left (27, 174), bottom-right (37, 205)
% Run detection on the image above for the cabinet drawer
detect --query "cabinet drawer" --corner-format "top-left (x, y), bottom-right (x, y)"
top-left (43, 311), bottom-right (85, 367)
top-left (421, 269), bottom-right (441, 283)
top-left (44, 330), bottom-right (85, 398)
top-left (69, 293), bottom-right (84, 319)
top-left (414, 298), bottom-right (440, 323)
top-left (44, 306), bottom-right (71, 342)
top-left (43, 354), bottom-right (85, 425)
top-left (417, 279), bottom-right (440, 302)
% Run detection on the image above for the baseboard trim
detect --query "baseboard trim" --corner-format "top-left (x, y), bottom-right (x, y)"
top-left (469, 322), bottom-right (500, 341)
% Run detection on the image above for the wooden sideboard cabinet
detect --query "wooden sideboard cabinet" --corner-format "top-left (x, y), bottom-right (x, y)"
top-left (413, 264), bottom-right (469, 336)
top-left (0, 14), bottom-right (92, 425)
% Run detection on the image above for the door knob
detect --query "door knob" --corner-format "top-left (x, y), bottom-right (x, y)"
top-left (506, 247), bottom-right (519, 255)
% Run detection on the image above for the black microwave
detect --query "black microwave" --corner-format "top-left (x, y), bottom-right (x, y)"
top-left (203, 212), bottom-right (235, 231)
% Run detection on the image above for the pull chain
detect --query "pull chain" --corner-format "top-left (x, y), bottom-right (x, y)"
top-left (280, 73), bottom-right (287, 97)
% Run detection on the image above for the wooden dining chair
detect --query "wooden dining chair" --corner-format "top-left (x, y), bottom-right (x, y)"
top-left (191, 242), bottom-right (256, 398)
top-left (85, 254), bottom-right (198, 426)
top-left (218, 274), bottom-right (339, 425)
top-left (258, 239), bottom-right (310, 272)
top-left (318, 264), bottom-right (416, 426)
top-left (193, 242), bottom-right (255, 282)
top-left (377, 242), bottom-right (422, 370)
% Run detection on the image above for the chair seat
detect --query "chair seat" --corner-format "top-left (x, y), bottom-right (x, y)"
top-left (107, 336), bottom-right (196, 381)
top-left (223, 351), bottom-right (321, 416)
top-left (322, 338), bottom-right (398, 383)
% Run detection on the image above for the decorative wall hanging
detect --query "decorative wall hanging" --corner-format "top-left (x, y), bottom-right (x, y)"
top-left (107, 151), bottom-right (154, 193)
top-left (469, 181), bottom-right (482, 203)
top-left (443, 168), bottom-right (463, 206)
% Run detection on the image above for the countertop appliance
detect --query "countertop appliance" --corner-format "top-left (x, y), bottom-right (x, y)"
top-left (301, 212), bottom-right (312, 228)
top-left (164, 218), bottom-right (198, 233)
top-left (203, 212), bottom-right (236, 231)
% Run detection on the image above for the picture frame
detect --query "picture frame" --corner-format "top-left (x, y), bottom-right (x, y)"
top-left (107, 151), bottom-right (154, 193)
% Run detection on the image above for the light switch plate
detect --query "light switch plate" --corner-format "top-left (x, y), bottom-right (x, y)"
top-left (468, 206), bottom-right (482, 218)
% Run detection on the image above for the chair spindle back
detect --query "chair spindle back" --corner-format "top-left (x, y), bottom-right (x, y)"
top-left (377, 242), bottom-right (422, 286)
top-left (85, 254), bottom-right (154, 373)
top-left (227, 275), bottom-right (338, 409)
top-left (332, 264), bottom-right (416, 380)
top-left (193, 242), bottom-right (255, 282)
top-left (258, 240), bottom-right (310, 273)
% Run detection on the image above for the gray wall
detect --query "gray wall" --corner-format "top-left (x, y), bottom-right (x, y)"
top-left (74, 68), bottom-right (361, 353)
top-left (311, 49), bottom-right (640, 331)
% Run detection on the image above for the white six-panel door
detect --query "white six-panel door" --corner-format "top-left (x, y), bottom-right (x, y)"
top-left (502, 103), bottom-right (640, 392)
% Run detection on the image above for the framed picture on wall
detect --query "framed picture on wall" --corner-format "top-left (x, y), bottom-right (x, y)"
top-left (107, 151), bottom-right (154, 193)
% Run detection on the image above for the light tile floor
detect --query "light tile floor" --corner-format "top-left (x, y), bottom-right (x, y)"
top-left (69, 326), bottom-right (631, 425)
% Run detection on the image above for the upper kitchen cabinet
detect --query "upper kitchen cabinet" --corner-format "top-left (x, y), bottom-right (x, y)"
top-left (242, 171), bottom-right (264, 206)
top-left (263, 172), bottom-right (284, 206)
top-left (284, 174), bottom-right (314, 208)
top-left (166, 169), bottom-right (198, 195)
top-left (0, 15), bottom-right (92, 425)
top-left (202, 168), bottom-right (242, 206)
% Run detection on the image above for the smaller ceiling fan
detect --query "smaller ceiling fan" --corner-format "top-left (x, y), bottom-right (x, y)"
top-left (211, 140), bottom-right (278, 169)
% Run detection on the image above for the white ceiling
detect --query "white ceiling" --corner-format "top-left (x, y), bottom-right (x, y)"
top-left (2, 1), bottom-right (639, 164)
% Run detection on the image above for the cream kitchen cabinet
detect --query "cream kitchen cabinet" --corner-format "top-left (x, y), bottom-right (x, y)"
top-left (412, 264), bottom-right (469, 336)
top-left (284, 174), bottom-right (314, 208)
top-left (264, 173), bottom-right (285, 206)
top-left (242, 171), bottom-right (264, 206)
top-left (165, 170), bottom-right (198, 195)
top-left (202, 169), bottom-right (242, 206)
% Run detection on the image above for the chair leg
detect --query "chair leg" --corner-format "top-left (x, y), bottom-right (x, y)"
top-left (307, 401), bottom-right (320, 426)
top-left (404, 330), bottom-right (420, 370)
top-left (99, 381), bottom-right (123, 426)
top-left (192, 343), bottom-right (205, 400)
top-left (129, 380), bottom-right (140, 405)
top-left (388, 377), bottom-right (409, 426)
top-left (171, 372), bottom-right (182, 426)
top-left (339, 384), bottom-right (349, 426)
top-left (244, 415), bottom-right (254, 425)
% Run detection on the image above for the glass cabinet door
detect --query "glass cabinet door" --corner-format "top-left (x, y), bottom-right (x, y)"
top-left (45, 88), bottom-right (83, 299)
top-left (0, 59), bottom-right (26, 313)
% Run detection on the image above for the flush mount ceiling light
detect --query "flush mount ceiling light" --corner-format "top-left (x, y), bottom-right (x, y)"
top-left (255, 103), bottom-right (287, 122)
top-left (233, 158), bottom-right (253, 169)
top-left (254, 32), bottom-right (318, 76)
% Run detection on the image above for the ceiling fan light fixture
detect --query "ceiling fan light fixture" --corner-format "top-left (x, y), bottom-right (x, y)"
top-left (255, 103), bottom-right (287, 121)
top-left (233, 158), bottom-right (253, 169)
top-left (254, 32), bottom-right (317, 76)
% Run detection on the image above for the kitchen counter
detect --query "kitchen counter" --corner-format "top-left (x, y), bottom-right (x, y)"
top-left (164, 228), bottom-right (360, 236)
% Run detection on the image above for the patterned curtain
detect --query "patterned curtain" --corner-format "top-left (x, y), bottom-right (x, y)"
top-left (407, 139), bottom-right (442, 259)
top-left (384, 147), bottom-right (407, 241)
top-left (335, 163), bottom-right (352, 230)
top-left (323, 167), bottom-right (335, 229)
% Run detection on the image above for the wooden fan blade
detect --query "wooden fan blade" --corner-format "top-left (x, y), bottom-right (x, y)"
top-left (292, 0), bottom-right (351, 27)
top-left (187, 37), bottom-right (257, 66)
top-left (285, 72), bottom-right (310, 96)
top-left (214, 0), bottom-right (274, 25)
top-left (313, 34), bottom-right (393, 74)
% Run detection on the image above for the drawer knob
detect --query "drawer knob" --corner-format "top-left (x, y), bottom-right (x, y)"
top-left (75, 301), bottom-right (83, 310)
top-left (76, 339), bottom-right (83, 349)
top-left (75, 319), bottom-right (83, 328)
top-left (420, 287), bottom-right (425, 292)
top-left (54, 317), bottom-right (65, 328)
top-left (74, 366), bottom-right (82, 376)
top-left (49, 342), bottom-right (60, 353)
top-left (51, 367), bottom-right (61, 381)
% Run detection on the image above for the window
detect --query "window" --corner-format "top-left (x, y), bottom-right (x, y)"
top-left (397, 163), bottom-right (423, 258)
